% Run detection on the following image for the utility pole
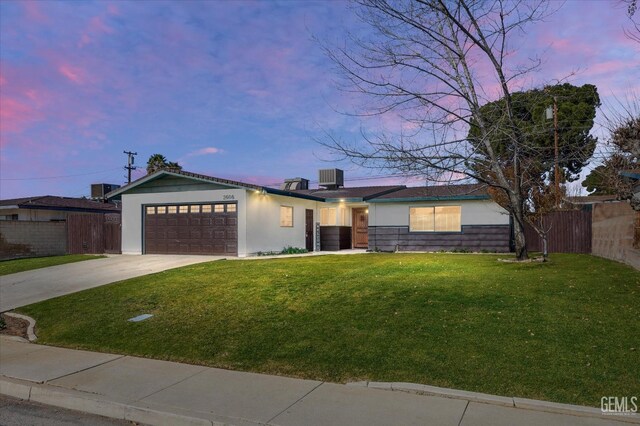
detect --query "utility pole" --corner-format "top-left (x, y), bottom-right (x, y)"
top-left (553, 96), bottom-right (560, 208)
top-left (123, 150), bottom-right (137, 184)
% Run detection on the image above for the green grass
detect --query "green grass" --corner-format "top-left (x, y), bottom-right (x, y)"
top-left (18, 253), bottom-right (640, 407)
top-left (0, 254), bottom-right (105, 276)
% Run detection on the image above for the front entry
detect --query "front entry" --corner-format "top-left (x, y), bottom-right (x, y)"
top-left (352, 208), bottom-right (369, 249)
top-left (305, 209), bottom-right (314, 251)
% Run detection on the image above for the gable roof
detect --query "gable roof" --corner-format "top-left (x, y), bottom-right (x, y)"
top-left (369, 184), bottom-right (490, 202)
top-left (0, 196), bottom-right (120, 212)
top-left (292, 185), bottom-right (406, 202)
top-left (106, 169), bottom-right (325, 201)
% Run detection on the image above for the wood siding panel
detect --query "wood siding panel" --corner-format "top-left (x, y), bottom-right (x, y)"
top-left (320, 226), bottom-right (352, 251)
top-left (368, 225), bottom-right (511, 252)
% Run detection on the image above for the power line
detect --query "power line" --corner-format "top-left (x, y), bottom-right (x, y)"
top-left (0, 167), bottom-right (122, 181)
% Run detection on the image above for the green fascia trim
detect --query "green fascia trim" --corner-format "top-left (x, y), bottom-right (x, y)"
top-left (324, 197), bottom-right (364, 203)
top-left (368, 195), bottom-right (490, 203)
top-left (265, 188), bottom-right (326, 202)
top-left (620, 171), bottom-right (640, 180)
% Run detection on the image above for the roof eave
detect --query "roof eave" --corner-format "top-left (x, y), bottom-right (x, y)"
top-left (264, 188), bottom-right (326, 201)
top-left (368, 195), bottom-right (491, 203)
top-left (106, 169), bottom-right (261, 199)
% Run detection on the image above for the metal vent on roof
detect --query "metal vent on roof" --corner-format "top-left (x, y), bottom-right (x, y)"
top-left (318, 169), bottom-right (344, 190)
top-left (91, 183), bottom-right (121, 200)
top-left (280, 178), bottom-right (309, 191)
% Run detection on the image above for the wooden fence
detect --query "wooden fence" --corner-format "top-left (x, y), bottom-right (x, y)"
top-left (67, 213), bottom-right (121, 254)
top-left (524, 209), bottom-right (592, 254)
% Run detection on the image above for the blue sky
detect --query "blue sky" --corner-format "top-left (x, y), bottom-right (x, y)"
top-left (1, 0), bottom-right (638, 198)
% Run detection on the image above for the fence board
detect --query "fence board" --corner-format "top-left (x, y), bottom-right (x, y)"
top-left (524, 210), bottom-right (592, 253)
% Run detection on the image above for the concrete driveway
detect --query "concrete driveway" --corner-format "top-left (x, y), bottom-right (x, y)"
top-left (0, 255), bottom-right (223, 312)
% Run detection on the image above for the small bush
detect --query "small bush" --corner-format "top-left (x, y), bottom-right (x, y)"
top-left (280, 246), bottom-right (308, 255)
top-left (0, 316), bottom-right (6, 331)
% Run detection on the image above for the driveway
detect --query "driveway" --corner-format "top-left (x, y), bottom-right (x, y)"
top-left (0, 255), bottom-right (223, 312)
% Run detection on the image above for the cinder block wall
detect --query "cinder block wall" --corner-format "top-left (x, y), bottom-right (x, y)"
top-left (592, 202), bottom-right (639, 269)
top-left (0, 221), bottom-right (67, 260)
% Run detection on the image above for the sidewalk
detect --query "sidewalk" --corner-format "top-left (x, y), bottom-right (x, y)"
top-left (0, 337), bottom-right (636, 426)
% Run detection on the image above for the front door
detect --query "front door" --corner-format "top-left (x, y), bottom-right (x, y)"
top-left (305, 209), bottom-right (314, 251)
top-left (352, 208), bottom-right (369, 249)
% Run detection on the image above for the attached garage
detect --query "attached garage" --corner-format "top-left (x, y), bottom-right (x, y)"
top-left (144, 202), bottom-right (237, 255)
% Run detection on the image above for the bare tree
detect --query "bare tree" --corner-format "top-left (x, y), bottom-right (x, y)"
top-left (622, 0), bottom-right (640, 43)
top-left (321, 0), bottom-right (556, 260)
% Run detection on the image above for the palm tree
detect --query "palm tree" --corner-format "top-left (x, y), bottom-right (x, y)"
top-left (146, 154), bottom-right (168, 174)
top-left (146, 154), bottom-right (183, 174)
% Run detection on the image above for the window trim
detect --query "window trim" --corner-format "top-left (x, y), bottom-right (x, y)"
top-left (319, 207), bottom-right (336, 226)
top-left (409, 205), bottom-right (462, 233)
top-left (280, 205), bottom-right (294, 227)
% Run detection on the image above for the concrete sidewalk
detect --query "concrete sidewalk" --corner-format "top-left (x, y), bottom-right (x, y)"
top-left (0, 255), bottom-right (223, 312)
top-left (0, 337), bottom-right (636, 426)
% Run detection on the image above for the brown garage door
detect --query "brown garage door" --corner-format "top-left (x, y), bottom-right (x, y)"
top-left (144, 203), bottom-right (237, 255)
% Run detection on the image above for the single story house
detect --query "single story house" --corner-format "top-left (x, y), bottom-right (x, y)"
top-left (0, 196), bottom-right (120, 221)
top-left (106, 168), bottom-right (512, 257)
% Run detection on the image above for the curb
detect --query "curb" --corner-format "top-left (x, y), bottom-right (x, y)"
top-left (0, 377), bottom-right (230, 426)
top-left (3, 312), bottom-right (37, 342)
top-left (349, 381), bottom-right (640, 424)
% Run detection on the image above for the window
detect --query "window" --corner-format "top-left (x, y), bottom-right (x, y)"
top-left (157, 206), bottom-right (167, 214)
top-left (201, 205), bottom-right (212, 213)
top-left (320, 208), bottom-right (336, 226)
top-left (227, 204), bottom-right (236, 213)
top-left (190, 205), bottom-right (200, 213)
top-left (280, 206), bottom-right (293, 227)
top-left (410, 206), bottom-right (461, 232)
top-left (409, 207), bottom-right (433, 232)
top-left (179, 205), bottom-right (189, 213)
top-left (167, 206), bottom-right (177, 214)
top-left (339, 207), bottom-right (350, 226)
top-left (0, 214), bottom-right (18, 221)
top-left (434, 206), bottom-right (461, 232)
top-left (146, 206), bottom-right (155, 215)
top-left (214, 204), bottom-right (225, 213)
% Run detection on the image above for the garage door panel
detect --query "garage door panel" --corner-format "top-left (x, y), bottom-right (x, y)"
top-left (145, 203), bottom-right (237, 255)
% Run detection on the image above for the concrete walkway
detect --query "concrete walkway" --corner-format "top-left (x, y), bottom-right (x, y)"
top-left (0, 255), bottom-right (223, 312)
top-left (0, 338), bottom-right (635, 426)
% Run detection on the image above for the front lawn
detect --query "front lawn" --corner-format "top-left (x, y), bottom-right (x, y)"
top-left (18, 253), bottom-right (639, 407)
top-left (0, 254), bottom-right (105, 276)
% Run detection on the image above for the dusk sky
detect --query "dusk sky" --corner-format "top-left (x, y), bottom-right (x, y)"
top-left (1, 0), bottom-right (638, 199)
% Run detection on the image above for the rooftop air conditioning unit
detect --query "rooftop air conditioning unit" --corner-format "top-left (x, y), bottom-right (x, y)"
top-left (280, 178), bottom-right (309, 191)
top-left (91, 183), bottom-right (121, 200)
top-left (318, 168), bottom-right (344, 190)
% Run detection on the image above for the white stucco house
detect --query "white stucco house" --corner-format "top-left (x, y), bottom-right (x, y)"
top-left (106, 168), bottom-right (512, 256)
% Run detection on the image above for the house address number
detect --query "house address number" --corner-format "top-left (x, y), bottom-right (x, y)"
top-left (223, 195), bottom-right (235, 200)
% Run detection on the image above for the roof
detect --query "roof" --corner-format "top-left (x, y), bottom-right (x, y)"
top-left (0, 196), bottom-right (120, 212)
top-left (620, 169), bottom-right (640, 180)
top-left (565, 195), bottom-right (619, 204)
top-left (105, 169), bottom-right (493, 204)
top-left (292, 186), bottom-right (406, 202)
top-left (106, 169), bottom-right (325, 201)
top-left (369, 184), bottom-right (490, 202)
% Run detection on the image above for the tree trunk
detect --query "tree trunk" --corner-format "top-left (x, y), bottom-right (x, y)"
top-left (508, 193), bottom-right (529, 260)
top-left (512, 217), bottom-right (528, 260)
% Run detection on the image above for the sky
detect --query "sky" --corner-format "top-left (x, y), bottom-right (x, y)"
top-left (1, 0), bottom-right (639, 199)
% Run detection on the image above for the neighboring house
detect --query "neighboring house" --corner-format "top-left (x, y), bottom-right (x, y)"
top-left (0, 196), bottom-right (121, 259)
top-left (107, 168), bottom-right (512, 257)
top-left (0, 196), bottom-right (120, 221)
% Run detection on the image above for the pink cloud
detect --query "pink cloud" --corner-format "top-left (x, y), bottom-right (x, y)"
top-left (58, 64), bottom-right (85, 84)
top-left (189, 147), bottom-right (222, 156)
